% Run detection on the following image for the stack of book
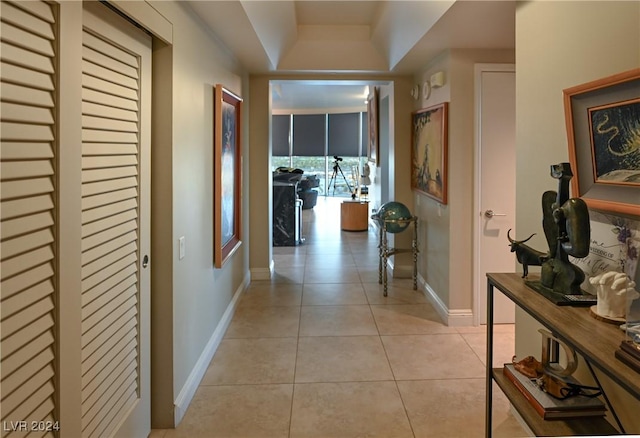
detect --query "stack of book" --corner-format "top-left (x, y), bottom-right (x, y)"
top-left (503, 363), bottom-right (606, 420)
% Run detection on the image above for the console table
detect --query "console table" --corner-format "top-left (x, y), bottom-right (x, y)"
top-left (485, 273), bottom-right (640, 437)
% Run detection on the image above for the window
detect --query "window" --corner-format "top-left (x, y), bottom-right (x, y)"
top-left (272, 112), bottom-right (367, 197)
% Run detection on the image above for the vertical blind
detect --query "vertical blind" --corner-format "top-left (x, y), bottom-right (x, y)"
top-left (272, 114), bottom-right (290, 156)
top-left (274, 112), bottom-right (366, 158)
top-left (292, 114), bottom-right (325, 156)
top-left (328, 112), bottom-right (359, 157)
top-left (361, 112), bottom-right (368, 157)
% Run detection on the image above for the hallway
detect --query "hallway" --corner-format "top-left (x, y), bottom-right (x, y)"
top-left (152, 196), bottom-right (526, 437)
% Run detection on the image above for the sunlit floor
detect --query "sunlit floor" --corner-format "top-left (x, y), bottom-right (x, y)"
top-left (151, 196), bottom-right (527, 437)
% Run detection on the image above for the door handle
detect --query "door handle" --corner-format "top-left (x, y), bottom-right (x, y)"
top-left (484, 210), bottom-right (506, 219)
top-left (142, 255), bottom-right (149, 268)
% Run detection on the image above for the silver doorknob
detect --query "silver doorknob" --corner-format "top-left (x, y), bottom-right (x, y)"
top-left (484, 210), bottom-right (506, 219)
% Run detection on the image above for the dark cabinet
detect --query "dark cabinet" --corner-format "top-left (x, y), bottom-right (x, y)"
top-left (273, 182), bottom-right (303, 246)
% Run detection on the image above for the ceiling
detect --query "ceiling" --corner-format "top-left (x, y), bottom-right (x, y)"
top-left (185, 1), bottom-right (515, 111)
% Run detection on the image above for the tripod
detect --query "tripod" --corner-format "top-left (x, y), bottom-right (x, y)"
top-left (327, 159), bottom-right (352, 196)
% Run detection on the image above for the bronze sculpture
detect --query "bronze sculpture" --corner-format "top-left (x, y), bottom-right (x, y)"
top-left (512, 162), bottom-right (591, 297)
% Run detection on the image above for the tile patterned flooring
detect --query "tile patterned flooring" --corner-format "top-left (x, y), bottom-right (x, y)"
top-left (151, 197), bottom-right (527, 438)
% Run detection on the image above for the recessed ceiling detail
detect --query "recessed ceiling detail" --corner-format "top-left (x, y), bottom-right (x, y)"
top-left (187, 1), bottom-right (514, 74)
top-left (185, 1), bottom-right (515, 109)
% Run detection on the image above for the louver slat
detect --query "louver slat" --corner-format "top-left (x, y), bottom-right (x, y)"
top-left (1, 62), bottom-right (55, 90)
top-left (0, 312), bottom-right (54, 359)
top-left (82, 241), bottom-right (137, 279)
top-left (82, 311), bottom-right (135, 366)
top-left (0, 2), bottom-right (54, 39)
top-left (7, 0), bottom-right (55, 23)
top-left (1, 280), bottom-right (52, 320)
top-left (0, 2), bottom-right (57, 431)
top-left (82, 59), bottom-right (138, 90)
top-left (83, 31), bottom-right (138, 70)
top-left (1, 177), bottom-right (53, 200)
top-left (80, 24), bottom-right (141, 437)
top-left (0, 26), bottom-right (53, 60)
top-left (1, 102), bottom-right (55, 125)
top-left (2, 347), bottom-right (54, 396)
top-left (82, 231), bottom-right (137, 266)
top-left (1, 330), bottom-right (53, 378)
top-left (0, 42), bottom-right (54, 74)
top-left (0, 142), bottom-right (53, 160)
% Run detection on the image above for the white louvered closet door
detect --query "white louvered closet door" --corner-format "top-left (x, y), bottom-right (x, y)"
top-left (81, 2), bottom-right (151, 437)
top-left (1, 1), bottom-right (59, 436)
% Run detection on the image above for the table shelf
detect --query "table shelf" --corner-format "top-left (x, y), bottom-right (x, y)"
top-left (492, 368), bottom-right (618, 436)
top-left (485, 273), bottom-right (639, 437)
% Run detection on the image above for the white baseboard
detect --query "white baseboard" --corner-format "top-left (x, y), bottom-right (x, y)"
top-left (386, 259), bottom-right (414, 279)
top-left (250, 260), bottom-right (274, 281)
top-left (418, 274), bottom-right (474, 327)
top-left (173, 271), bottom-right (250, 425)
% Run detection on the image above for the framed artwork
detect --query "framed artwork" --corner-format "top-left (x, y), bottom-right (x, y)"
top-left (367, 87), bottom-right (379, 166)
top-left (563, 68), bottom-right (640, 216)
top-left (214, 84), bottom-right (242, 268)
top-left (411, 102), bottom-right (449, 204)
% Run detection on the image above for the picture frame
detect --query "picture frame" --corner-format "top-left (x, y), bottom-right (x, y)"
top-left (563, 68), bottom-right (640, 216)
top-left (214, 84), bottom-right (243, 268)
top-left (411, 102), bottom-right (449, 204)
top-left (367, 86), bottom-right (379, 166)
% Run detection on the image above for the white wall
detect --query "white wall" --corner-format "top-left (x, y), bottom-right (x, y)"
top-left (413, 49), bottom-right (515, 324)
top-left (515, 1), bottom-right (640, 432)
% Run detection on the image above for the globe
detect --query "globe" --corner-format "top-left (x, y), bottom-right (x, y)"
top-left (376, 201), bottom-right (412, 233)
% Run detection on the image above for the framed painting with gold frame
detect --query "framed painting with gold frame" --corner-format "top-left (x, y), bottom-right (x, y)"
top-left (367, 87), bottom-right (379, 166)
top-left (411, 102), bottom-right (449, 204)
top-left (214, 84), bottom-right (242, 268)
top-left (563, 69), bottom-right (640, 216)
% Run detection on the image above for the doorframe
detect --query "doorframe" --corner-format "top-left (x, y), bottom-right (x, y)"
top-left (472, 63), bottom-right (516, 326)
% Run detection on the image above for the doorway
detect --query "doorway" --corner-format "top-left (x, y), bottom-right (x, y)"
top-left (474, 64), bottom-right (516, 325)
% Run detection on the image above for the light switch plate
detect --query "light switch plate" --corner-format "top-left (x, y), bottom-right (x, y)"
top-left (179, 236), bottom-right (185, 260)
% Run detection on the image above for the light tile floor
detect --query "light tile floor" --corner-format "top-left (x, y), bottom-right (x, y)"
top-left (152, 197), bottom-right (527, 438)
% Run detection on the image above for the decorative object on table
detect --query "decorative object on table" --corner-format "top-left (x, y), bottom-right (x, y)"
top-left (503, 363), bottom-right (606, 420)
top-left (213, 84), bottom-right (242, 268)
top-left (563, 68), bottom-right (640, 216)
top-left (507, 230), bottom-right (548, 278)
top-left (374, 201), bottom-right (412, 233)
top-left (359, 163), bottom-right (371, 200)
top-left (411, 102), bottom-right (448, 204)
top-left (504, 329), bottom-right (605, 420)
top-left (588, 271), bottom-right (639, 323)
top-left (515, 163), bottom-right (591, 302)
top-left (367, 87), bottom-right (379, 166)
top-left (570, 211), bottom-right (639, 295)
top-left (371, 201), bottom-right (418, 296)
top-left (616, 273), bottom-right (640, 372)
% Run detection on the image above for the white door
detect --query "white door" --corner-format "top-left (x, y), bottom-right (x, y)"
top-left (81, 3), bottom-right (151, 436)
top-left (475, 65), bottom-right (516, 324)
top-left (1, 0), bottom-right (60, 431)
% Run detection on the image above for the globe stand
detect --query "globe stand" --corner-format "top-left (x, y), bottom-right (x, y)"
top-left (372, 214), bottom-right (419, 296)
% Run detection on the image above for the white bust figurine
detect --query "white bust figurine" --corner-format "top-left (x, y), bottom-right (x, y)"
top-left (589, 271), bottom-right (639, 319)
